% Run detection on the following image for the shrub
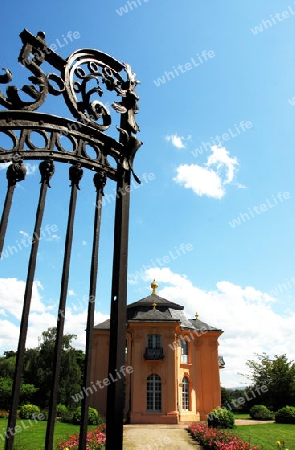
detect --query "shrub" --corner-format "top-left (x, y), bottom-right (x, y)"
top-left (19, 404), bottom-right (41, 419)
top-left (188, 423), bottom-right (259, 450)
top-left (72, 406), bottom-right (103, 425)
top-left (207, 407), bottom-right (235, 429)
top-left (60, 409), bottom-right (73, 423)
top-left (40, 409), bottom-right (48, 420)
top-left (57, 425), bottom-right (106, 450)
top-left (275, 406), bottom-right (295, 424)
top-left (249, 404), bottom-right (273, 420)
top-left (56, 404), bottom-right (67, 417)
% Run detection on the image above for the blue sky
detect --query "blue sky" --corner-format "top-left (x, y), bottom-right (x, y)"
top-left (0, 1), bottom-right (295, 387)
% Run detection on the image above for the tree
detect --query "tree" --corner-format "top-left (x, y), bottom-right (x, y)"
top-left (244, 353), bottom-right (295, 410)
top-left (1, 327), bottom-right (85, 410)
top-left (0, 352), bottom-right (16, 378)
top-left (0, 377), bottom-right (39, 410)
top-left (23, 327), bottom-right (84, 408)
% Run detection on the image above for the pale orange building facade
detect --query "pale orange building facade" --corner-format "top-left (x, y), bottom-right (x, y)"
top-left (90, 281), bottom-right (224, 423)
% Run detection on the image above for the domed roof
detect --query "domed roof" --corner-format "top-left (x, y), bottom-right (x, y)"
top-left (94, 280), bottom-right (222, 333)
top-left (127, 293), bottom-right (183, 311)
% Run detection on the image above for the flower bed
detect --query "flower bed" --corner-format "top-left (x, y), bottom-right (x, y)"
top-left (188, 423), bottom-right (259, 450)
top-left (57, 424), bottom-right (106, 449)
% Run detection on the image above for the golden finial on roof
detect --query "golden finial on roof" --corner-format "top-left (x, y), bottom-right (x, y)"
top-left (195, 312), bottom-right (199, 319)
top-left (151, 279), bottom-right (158, 295)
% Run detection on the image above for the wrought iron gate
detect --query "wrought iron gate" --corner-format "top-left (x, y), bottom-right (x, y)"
top-left (0, 29), bottom-right (142, 450)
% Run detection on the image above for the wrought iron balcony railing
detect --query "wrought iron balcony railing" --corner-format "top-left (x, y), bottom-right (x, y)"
top-left (144, 347), bottom-right (164, 360)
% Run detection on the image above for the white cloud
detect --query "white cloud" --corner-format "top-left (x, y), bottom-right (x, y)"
top-left (24, 163), bottom-right (38, 176)
top-left (0, 277), bottom-right (109, 354)
top-left (0, 162), bottom-right (11, 171)
top-left (68, 289), bottom-right (75, 296)
top-left (165, 134), bottom-right (186, 149)
top-left (174, 145), bottom-right (240, 199)
top-left (0, 320), bottom-right (23, 350)
top-left (141, 267), bottom-right (295, 387)
top-left (174, 163), bottom-right (224, 198)
top-left (19, 230), bottom-right (30, 239)
top-left (82, 240), bottom-right (87, 246)
top-left (206, 146), bottom-right (238, 185)
top-left (0, 278), bottom-right (45, 321)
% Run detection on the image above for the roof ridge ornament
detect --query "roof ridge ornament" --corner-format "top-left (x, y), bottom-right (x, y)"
top-left (151, 279), bottom-right (158, 295)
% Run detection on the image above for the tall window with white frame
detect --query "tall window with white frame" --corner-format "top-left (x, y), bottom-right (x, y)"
top-left (147, 374), bottom-right (162, 412)
top-left (182, 376), bottom-right (189, 411)
top-left (181, 339), bottom-right (188, 364)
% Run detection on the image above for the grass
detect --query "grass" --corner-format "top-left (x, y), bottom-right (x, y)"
top-left (233, 423), bottom-right (295, 450)
top-left (1, 418), bottom-right (295, 450)
top-left (0, 419), bottom-right (97, 450)
top-left (234, 413), bottom-right (252, 420)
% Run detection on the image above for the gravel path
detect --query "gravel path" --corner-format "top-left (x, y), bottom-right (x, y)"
top-left (123, 425), bottom-right (199, 449)
top-left (123, 420), bottom-right (274, 449)
top-left (235, 419), bottom-right (275, 425)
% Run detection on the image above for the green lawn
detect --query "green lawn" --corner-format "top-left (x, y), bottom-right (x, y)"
top-left (233, 423), bottom-right (295, 450)
top-left (0, 419), bottom-right (97, 450)
top-left (1, 419), bottom-right (295, 450)
top-left (234, 413), bottom-right (252, 420)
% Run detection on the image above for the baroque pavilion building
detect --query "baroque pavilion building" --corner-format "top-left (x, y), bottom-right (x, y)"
top-left (90, 280), bottom-right (224, 423)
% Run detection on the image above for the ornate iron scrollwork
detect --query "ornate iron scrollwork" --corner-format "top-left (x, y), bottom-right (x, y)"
top-left (0, 29), bottom-right (142, 180)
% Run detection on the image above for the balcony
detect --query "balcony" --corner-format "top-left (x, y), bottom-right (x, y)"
top-left (144, 347), bottom-right (164, 360)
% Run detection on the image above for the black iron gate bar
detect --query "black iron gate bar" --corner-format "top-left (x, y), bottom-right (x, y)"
top-left (0, 159), bottom-right (27, 257)
top-left (79, 170), bottom-right (106, 449)
top-left (7, 160), bottom-right (54, 450)
top-left (0, 29), bottom-right (142, 450)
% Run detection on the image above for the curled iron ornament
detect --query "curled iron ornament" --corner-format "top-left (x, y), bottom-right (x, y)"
top-left (69, 161), bottom-right (83, 189)
top-left (39, 158), bottom-right (55, 187)
top-left (6, 159), bottom-right (27, 187)
top-left (0, 30), bottom-right (140, 136)
top-left (93, 170), bottom-right (107, 194)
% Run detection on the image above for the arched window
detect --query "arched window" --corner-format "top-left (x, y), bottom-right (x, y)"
top-left (182, 376), bottom-right (189, 411)
top-left (181, 339), bottom-right (188, 364)
top-left (147, 374), bottom-right (161, 411)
